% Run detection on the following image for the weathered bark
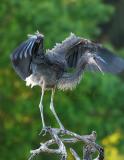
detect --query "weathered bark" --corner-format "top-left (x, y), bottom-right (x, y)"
top-left (29, 127), bottom-right (104, 160)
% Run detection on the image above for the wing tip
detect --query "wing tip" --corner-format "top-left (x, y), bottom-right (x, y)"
top-left (27, 31), bottom-right (44, 40)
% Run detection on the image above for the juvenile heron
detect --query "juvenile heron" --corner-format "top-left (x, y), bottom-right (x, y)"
top-left (11, 31), bottom-right (124, 131)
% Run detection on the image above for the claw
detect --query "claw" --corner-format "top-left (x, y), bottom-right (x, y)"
top-left (60, 127), bottom-right (67, 136)
top-left (39, 126), bottom-right (51, 136)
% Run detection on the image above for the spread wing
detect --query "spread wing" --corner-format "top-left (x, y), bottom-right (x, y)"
top-left (50, 33), bottom-right (124, 74)
top-left (10, 32), bottom-right (44, 80)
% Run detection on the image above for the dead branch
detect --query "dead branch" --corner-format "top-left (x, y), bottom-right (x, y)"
top-left (29, 127), bottom-right (104, 160)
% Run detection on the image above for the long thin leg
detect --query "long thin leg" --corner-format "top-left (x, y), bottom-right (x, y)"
top-left (50, 88), bottom-right (64, 129)
top-left (39, 83), bottom-right (45, 128)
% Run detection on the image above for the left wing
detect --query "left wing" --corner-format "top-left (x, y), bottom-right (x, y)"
top-left (10, 32), bottom-right (44, 80)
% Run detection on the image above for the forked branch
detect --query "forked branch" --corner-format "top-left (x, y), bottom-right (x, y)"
top-left (29, 127), bottom-right (104, 160)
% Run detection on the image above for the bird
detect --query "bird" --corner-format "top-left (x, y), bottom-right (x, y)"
top-left (10, 31), bottom-right (124, 132)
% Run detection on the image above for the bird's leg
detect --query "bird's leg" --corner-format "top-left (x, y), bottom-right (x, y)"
top-left (39, 84), bottom-right (47, 135)
top-left (50, 89), bottom-right (65, 130)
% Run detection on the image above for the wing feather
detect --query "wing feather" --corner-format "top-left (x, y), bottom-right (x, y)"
top-left (11, 32), bottom-right (44, 80)
top-left (49, 33), bottom-right (124, 74)
top-left (94, 48), bottom-right (124, 74)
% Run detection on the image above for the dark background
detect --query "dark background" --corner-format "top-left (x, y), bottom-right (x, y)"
top-left (0, 0), bottom-right (124, 159)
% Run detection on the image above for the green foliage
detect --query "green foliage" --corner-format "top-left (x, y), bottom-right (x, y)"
top-left (0, 0), bottom-right (113, 65)
top-left (0, 0), bottom-right (124, 160)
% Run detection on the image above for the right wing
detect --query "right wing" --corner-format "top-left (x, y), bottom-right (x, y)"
top-left (10, 32), bottom-right (44, 80)
top-left (50, 33), bottom-right (124, 74)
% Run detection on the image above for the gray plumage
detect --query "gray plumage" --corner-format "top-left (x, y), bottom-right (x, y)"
top-left (10, 31), bottom-right (124, 130)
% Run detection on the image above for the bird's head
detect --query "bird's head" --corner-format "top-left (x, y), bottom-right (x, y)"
top-left (77, 51), bottom-right (106, 74)
top-left (82, 39), bottom-right (102, 53)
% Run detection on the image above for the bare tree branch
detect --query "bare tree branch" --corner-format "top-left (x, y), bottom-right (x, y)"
top-left (29, 127), bottom-right (104, 160)
top-left (70, 148), bottom-right (80, 160)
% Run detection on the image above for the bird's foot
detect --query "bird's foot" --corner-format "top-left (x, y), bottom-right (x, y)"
top-left (59, 127), bottom-right (67, 136)
top-left (39, 126), bottom-right (51, 136)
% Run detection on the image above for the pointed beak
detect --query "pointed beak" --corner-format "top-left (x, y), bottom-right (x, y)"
top-left (88, 56), bottom-right (104, 75)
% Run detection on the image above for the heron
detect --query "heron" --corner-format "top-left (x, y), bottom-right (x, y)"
top-left (10, 31), bottom-right (124, 132)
